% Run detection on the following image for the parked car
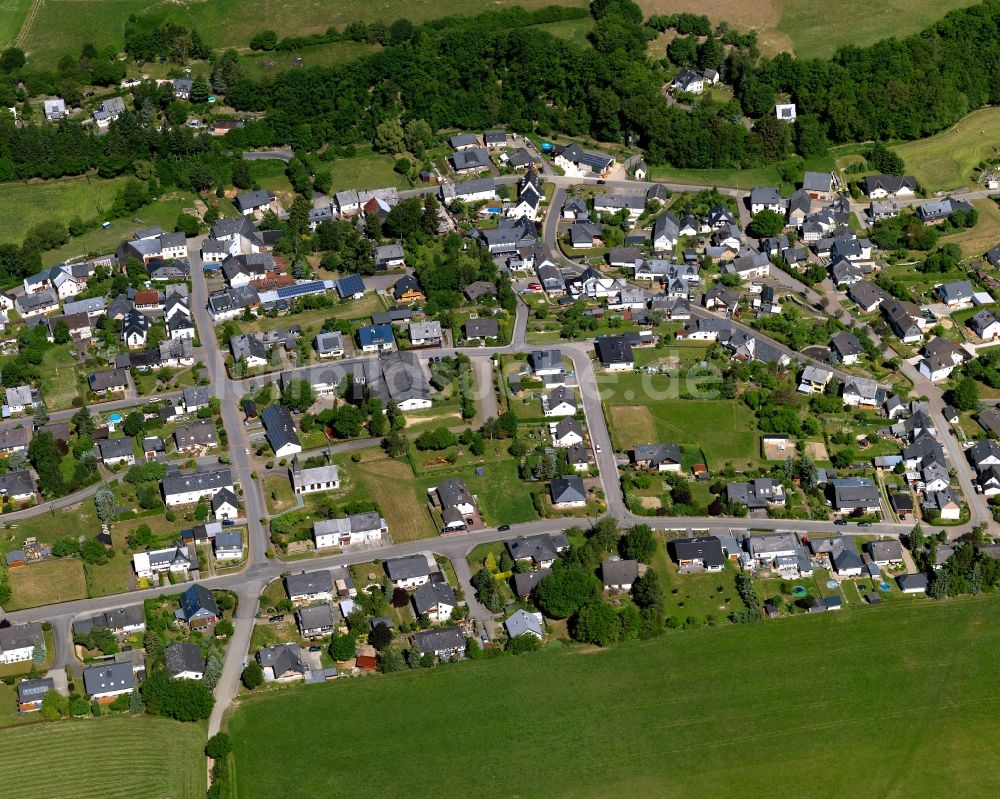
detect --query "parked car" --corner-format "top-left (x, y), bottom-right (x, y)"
top-left (857, 522), bottom-right (872, 528)
top-left (222, 519), bottom-right (235, 527)
top-left (834, 519), bottom-right (848, 526)
top-left (498, 524), bottom-right (510, 532)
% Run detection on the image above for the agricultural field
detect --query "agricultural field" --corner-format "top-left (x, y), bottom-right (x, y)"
top-left (892, 107), bottom-right (1000, 193)
top-left (5, 556), bottom-right (87, 610)
top-left (774, 0), bottom-right (977, 58)
top-left (230, 593), bottom-right (1000, 798)
top-left (939, 199), bottom-right (1000, 257)
top-left (17, 0), bottom-right (588, 69)
top-left (41, 192), bottom-right (198, 267)
top-left (353, 456), bottom-right (438, 541)
top-left (0, 176), bottom-right (126, 249)
top-left (0, 0), bottom-right (32, 49)
top-left (649, 155), bottom-right (834, 193)
top-left (0, 716), bottom-right (206, 799)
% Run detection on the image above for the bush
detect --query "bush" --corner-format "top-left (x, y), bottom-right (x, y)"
top-left (206, 733), bottom-right (233, 760)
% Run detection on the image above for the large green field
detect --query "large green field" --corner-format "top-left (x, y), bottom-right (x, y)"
top-left (0, 716), bottom-right (206, 799)
top-left (775, 0), bottom-right (978, 58)
top-left (230, 594), bottom-right (1000, 798)
top-left (17, 0), bottom-right (588, 68)
top-left (0, 0), bottom-right (32, 48)
top-left (892, 106), bottom-right (1000, 192)
top-left (0, 176), bottom-right (127, 249)
top-left (600, 374), bottom-right (758, 468)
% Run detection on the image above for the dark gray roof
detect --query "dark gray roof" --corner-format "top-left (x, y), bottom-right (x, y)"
top-left (386, 554), bottom-right (432, 581)
top-left (161, 468), bottom-right (232, 498)
top-left (257, 643), bottom-right (304, 676)
top-left (174, 419), bottom-right (217, 449)
top-left (262, 404), bottom-right (301, 451)
top-left (0, 469), bottom-right (35, 497)
top-left (412, 581), bottom-right (457, 615)
top-left (72, 605), bottom-right (145, 635)
top-left (177, 583), bottom-right (219, 621)
top-left (285, 570), bottom-right (333, 597)
top-left (98, 436), bottom-right (135, 460)
top-left (83, 662), bottom-right (135, 695)
top-left (164, 642), bottom-right (204, 677)
top-left (464, 318), bottom-right (499, 339)
top-left (670, 536), bottom-right (725, 568)
top-left (0, 622), bottom-right (43, 653)
top-left (233, 190), bottom-right (275, 213)
top-left (413, 626), bottom-right (466, 655)
top-left (506, 534), bottom-right (560, 563)
top-left (513, 568), bottom-right (550, 597)
top-left (297, 604), bottom-right (335, 632)
top-left (602, 558), bottom-right (638, 586)
top-left (437, 478), bottom-right (474, 509)
top-left (17, 677), bottom-right (54, 702)
top-left (550, 475), bottom-right (586, 504)
top-left (595, 335), bottom-right (634, 366)
top-left (88, 367), bottom-right (129, 392)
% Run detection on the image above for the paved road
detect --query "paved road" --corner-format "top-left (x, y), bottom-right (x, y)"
top-left (241, 150), bottom-right (294, 163)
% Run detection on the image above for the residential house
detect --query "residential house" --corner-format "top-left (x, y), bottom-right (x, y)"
top-left (803, 171), bottom-right (834, 201)
top-left (830, 331), bottom-right (864, 365)
top-left (97, 436), bottom-right (135, 466)
top-left (213, 530), bottom-right (243, 560)
top-left (916, 196), bottom-right (973, 224)
top-left (409, 321), bottom-right (443, 347)
top-left (632, 443), bottom-right (682, 472)
top-left (936, 280), bottom-right (975, 307)
top-left (412, 581), bottom-right (457, 622)
top-left (798, 365), bottom-right (833, 394)
top-left (257, 644), bottom-right (306, 681)
top-left (448, 133), bottom-right (479, 150)
top-left (161, 468), bottom-right (234, 506)
top-left (504, 609), bottom-right (543, 639)
top-left (92, 96), bottom-right (126, 128)
top-left (314, 331), bottom-right (345, 358)
top-left (433, 478), bottom-right (477, 531)
top-left (412, 627), bottom-right (466, 660)
top-left (897, 573), bottom-right (929, 594)
top-left (297, 605), bottom-right (335, 638)
top-left (775, 103), bottom-right (796, 122)
top-left (261, 404), bottom-right (302, 458)
top-left (830, 477), bottom-right (882, 515)
top-left (543, 386), bottom-right (577, 417)
top-left (17, 677), bottom-right (54, 712)
top-left (550, 417), bottom-right (584, 448)
top-left (652, 212), bottom-right (680, 252)
top-left (335, 274), bottom-right (365, 301)
top-left (16, 289), bottom-right (59, 318)
top-left (358, 323), bottom-right (396, 353)
top-left (43, 98), bottom-right (66, 120)
top-left (88, 367), bottom-right (130, 396)
top-left (969, 309), bottom-right (1000, 340)
top-left (0, 470), bottom-right (36, 502)
top-left (173, 419), bottom-right (218, 453)
top-left (174, 584), bottom-right (219, 628)
top-left (0, 623), bottom-right (44, 664)
top-left (463, 318), bottom-right (500, 341)
top-left (925, 487), bottom-right (962, 520)
top-left (750, 187), bottom-right (786, 215)
top-left (375, 244), bottom-right (405, 270)
top-left (552, 143), bottom-right (614, 178)
top-left (233, 190), bottom-right (276, 217)
top-left (810, 536), bottom-right (864, 576)
top-left (212, 488), bottom-right (239, 520)
top-left (313, 511), bottom-right (387, 548)
top-left (117, 228), bottom-right (188, 265)
top-left (164, 643), bottom-right (205, 680)
top-left (392, 275), bottom-right (425, 305)
top-left (550, 475), bottom-right (587, 508)
top-left (83, 663), bottom-right (135, 701)
top-left (450, 147), bottom-right (492, 173)
top-left (670, 536), bottom-right (725, 572)
top-left (726, 478), bottom-right (786, 510)
top-left (506, 534), bottom-right (567, 568)
top-left (866, 540), bottom-right (904, 567)
top-left (0, 427), bottom-right (28, 458)
top-left (842, 377), bottom-right (887, 408)
top-left (386, 554), bottom-right (434, 589)
top-left (918, 337), bottom-right (968, 382)
top-left (602, 557), bottom-right (638, 591)
top-left (862, 174), bottom-right (916, 199)
top-left (440, 177), bottom-right (497, 204)
top-left (285, 570), bottom-right (334, 605)
top-left (847, 281), bottom-right (887, 313)
top-left (594, 335), bottom-right (634, 371)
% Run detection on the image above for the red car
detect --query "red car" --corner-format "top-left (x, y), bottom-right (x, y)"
top-left (527, 283), bottom-right (542, 292)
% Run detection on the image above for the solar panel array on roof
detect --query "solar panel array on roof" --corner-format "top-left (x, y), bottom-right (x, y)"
top-left (275, 281), bottom-right (328, 300)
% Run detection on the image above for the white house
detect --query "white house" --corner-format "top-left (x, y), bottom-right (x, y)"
top-left (411, 581), bottom-right (457, 622)
top-left (83, 663), bottom-right (135, 702)
top-left (550, 418), bottom-right (584, 448)
top-left (313, 511), bottom-right (387, 549)
top-left (542, 386), bottom-right (577, 417)
top-left (0, 623), bottom-right (43, 664)
top-left (385, 554), bottom-right (434, 590)
top-left (132, 543), bottom-right (194, 579)
top-left (161, 469), bottom-right (234, 506)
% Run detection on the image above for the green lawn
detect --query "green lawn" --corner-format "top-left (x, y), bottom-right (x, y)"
top-left (41, 193), bottom-right (196, 267)
top-left (327, 149), bottom-right (410, 193)
top-left (245, 159), bottom-right (293, 193)
top-left (649, 155), bottom-right (834, 192)
top-left (37, 345), bottom-right (84, 410)
top-left (892, 106), bottom-right (1000, 192)
top-left (20, 0), bottom-right (587, 69)
top-left (776, 0), bottom-right (977, 58)
top-left (414, 458), bottom-right (538, 527)
top-left (231, 593), bottom-right (1000, 798)
top-left (0, 716), bottom-right (206, 799)
top-left (241, 40), bottom-right (376, 75)
top-left (0, 0), bottom-right (32, 48)
top-left (601, 378), bottom-right (759, 469)
top-left (0, 176), bottom-right (127, 248)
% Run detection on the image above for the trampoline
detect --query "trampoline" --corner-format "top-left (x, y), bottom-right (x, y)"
top-left (792, 585), bottom-right (808, 597)
top-left (826, 579), bottom-right (838, 589)
top-left (879, 582), bottom-right (891, 591)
